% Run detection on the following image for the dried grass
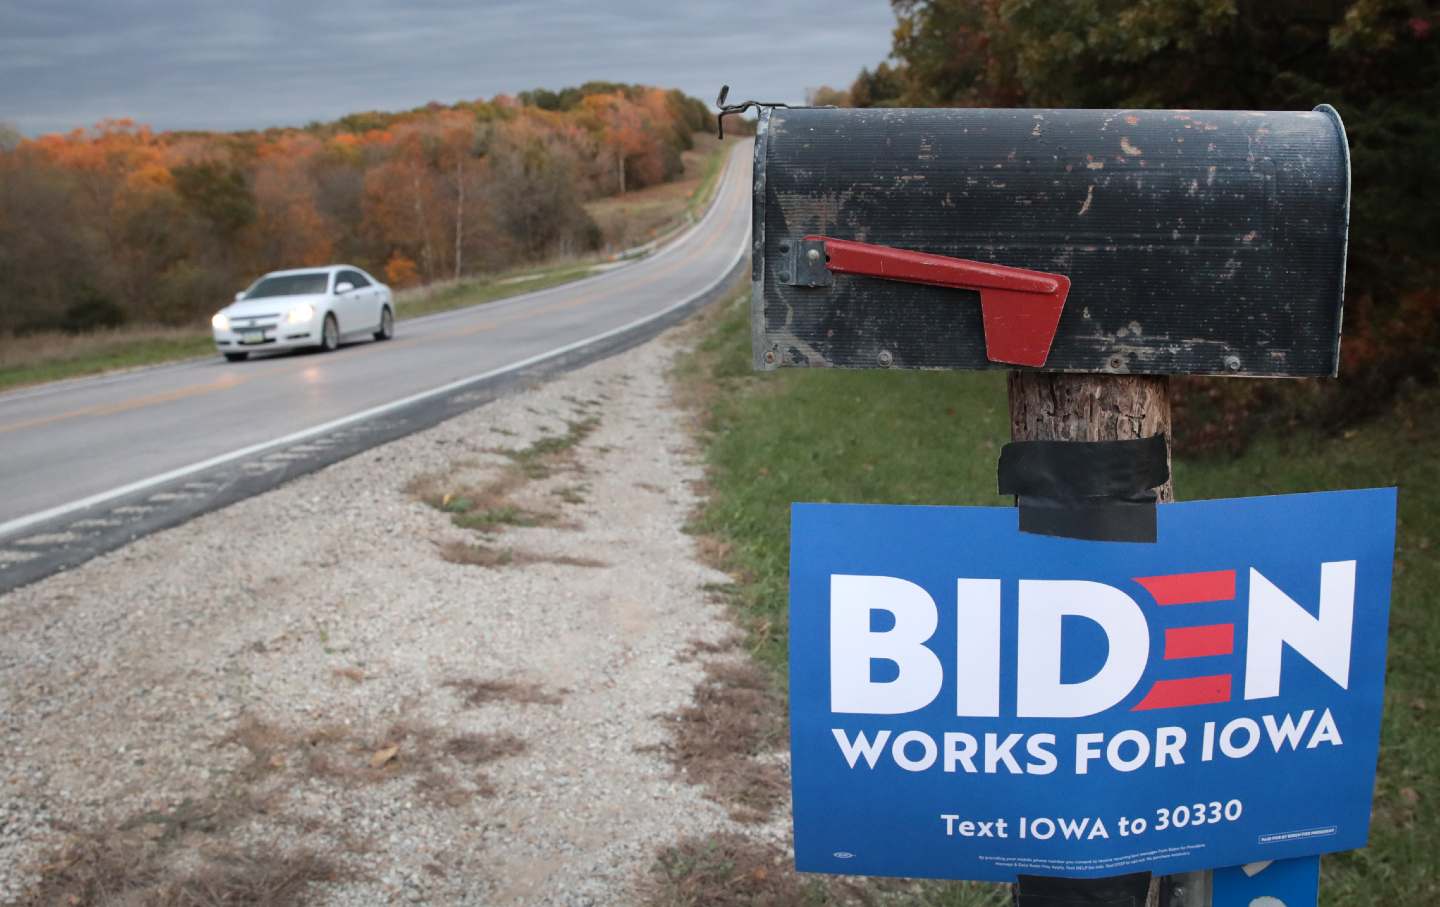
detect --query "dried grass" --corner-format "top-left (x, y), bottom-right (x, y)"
top-left (18, 833), bottom-right (338, 907)
top-left (650, 659), bottom-right (788, 824)
top-left (647, 834), bottom-right (836, 907)
top-left (0, 325), bottom-right (205, 371)
top-left (443, 678), bottom-right (564, 708)
top-left (438, 540), bottom-right (605, 569)
top-left (443, 733), bottom-right (528, 765)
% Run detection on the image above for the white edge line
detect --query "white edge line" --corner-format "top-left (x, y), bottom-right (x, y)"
top-left (0, 194), bottom-right (750, 542)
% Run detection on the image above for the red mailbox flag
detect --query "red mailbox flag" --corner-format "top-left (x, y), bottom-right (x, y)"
top-left (805, 236), bottom-right (1071, 369)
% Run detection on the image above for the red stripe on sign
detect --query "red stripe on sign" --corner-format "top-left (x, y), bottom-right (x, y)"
top-left (1134, 570), bottom-right (1236, 605)
top-left (1164, 624), bottom-right (1235, 659)
top-left (1132, 675), bottom-right (1232, 711)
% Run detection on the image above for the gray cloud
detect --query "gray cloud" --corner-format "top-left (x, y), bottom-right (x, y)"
top-left (0, 0), bottom-right (895, 134)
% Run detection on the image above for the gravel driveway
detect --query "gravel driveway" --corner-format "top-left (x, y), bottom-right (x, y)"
top-left (0, 324), bottom-right (778, 904)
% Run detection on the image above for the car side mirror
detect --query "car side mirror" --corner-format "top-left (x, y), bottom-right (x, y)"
top-left (335, 281), bottom-right (354, 294)
top-left (234, 291), bottom-right (245, 301)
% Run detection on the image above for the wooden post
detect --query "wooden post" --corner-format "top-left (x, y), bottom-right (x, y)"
top-left (1007, 372), bottom-right (1172, 500)
top-left (1008, 371), bottom-right (1207, 907)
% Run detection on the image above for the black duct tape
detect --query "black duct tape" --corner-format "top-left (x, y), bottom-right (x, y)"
top-left (1015, 871), bottom-right (1153, 906)
top-left (998, 435), bottom-right (1169, 543)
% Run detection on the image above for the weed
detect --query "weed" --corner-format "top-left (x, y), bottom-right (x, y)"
top-left (451, 505), bottom-right (548, 532)
top-left (498, 417), bottom-right (599, 479)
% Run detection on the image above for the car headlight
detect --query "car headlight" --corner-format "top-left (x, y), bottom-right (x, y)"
top-left (211, 312), bottom-right (230, 331)
top-left (286, 303), bottom-right (316, 324)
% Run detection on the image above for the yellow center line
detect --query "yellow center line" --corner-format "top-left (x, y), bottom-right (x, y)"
top-left (0, 166), bottom-right (746, 437)
top-left (0, 373), bottom-right (251, 436)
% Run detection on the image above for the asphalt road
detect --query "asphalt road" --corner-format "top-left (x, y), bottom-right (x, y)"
top-left (0, 140), bottom-right (751, 537)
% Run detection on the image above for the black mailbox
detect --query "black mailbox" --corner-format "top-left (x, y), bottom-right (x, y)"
top-left (751, 105), bottom-right (1350, 377)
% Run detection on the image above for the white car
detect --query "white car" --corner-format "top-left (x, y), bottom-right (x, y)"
top-left (211, 265), bottom-right (394, 361)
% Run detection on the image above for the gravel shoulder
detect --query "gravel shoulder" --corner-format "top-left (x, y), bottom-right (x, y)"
top-left (0, 320), bottom-right (785, 904)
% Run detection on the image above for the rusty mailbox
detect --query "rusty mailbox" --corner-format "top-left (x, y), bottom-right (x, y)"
top-left (750, 105), bottom-right (1350, 376)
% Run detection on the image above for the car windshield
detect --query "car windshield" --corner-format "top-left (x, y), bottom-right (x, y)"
top-left (244, 273), bottom-right (330, 299)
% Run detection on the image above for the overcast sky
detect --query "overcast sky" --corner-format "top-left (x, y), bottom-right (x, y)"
top-left (0, 1), bottom-right (895, 136)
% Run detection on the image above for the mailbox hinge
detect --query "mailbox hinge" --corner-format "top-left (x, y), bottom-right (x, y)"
top-left (783, 235), bottom-right (1072, 368)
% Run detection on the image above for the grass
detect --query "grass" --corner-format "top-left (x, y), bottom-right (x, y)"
top-left (677, 293), bottom-right (1439, 906)
top-left (687, 135), bottom-right (729, 220)
top-left (0, 326), bottom-right (214, 392)
top-left (677, 294), bottom-right (1009, 675)
top-left (394, 263), bottom-right (597, 320)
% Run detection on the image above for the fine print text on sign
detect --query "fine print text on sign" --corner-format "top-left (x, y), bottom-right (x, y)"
top-left (788, 489), bottom-right (1396, 882)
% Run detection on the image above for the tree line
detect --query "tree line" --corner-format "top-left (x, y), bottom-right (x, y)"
top-left (814, 0), bottom-right (1438, 446)
top-left (0, 84), bottom-right (713, 333)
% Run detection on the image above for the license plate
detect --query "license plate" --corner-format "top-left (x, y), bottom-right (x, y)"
top-left (240, 331), bottom-right (265, 344)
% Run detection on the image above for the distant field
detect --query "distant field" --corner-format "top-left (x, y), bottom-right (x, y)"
top-left (585, 133), bottom-right (726, 250)
top-left (680, 292), bottom-right (1438, 906)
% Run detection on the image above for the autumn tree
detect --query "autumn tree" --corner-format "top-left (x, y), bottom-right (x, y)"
top-left (0, 147), bottom-right (101, 330)
top-left (581, 92), bottom-right (648, 194)
top-left (173, 162), bottom-right (256, 240)
top-left (486, 116), bottom-right (600, 261)
top-left (848, 62), bottom-right (907, 108)
top-left (247, 141), bottom-right (334, 277)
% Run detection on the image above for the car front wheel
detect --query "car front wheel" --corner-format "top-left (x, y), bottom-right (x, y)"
top-left (223, 352), bottom-right (248, 362)
top-left (319, 313), bottom-right (339, 352)
top-left (374, 306), bottom-right (394, 341)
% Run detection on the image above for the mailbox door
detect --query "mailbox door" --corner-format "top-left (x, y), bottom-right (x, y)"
top-left (753, 105), bottom-right (1350, 377)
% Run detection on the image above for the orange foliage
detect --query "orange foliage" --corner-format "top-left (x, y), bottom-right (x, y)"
top-left (580, 92), bottom-right (669, 193)
top-left (252, 154), bottom-right (333, 266)
top-left (385, 252), bottom-right (420, 288)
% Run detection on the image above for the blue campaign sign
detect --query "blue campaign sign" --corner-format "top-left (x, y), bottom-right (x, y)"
top-left (789, 489), bottom-right (1396, 882)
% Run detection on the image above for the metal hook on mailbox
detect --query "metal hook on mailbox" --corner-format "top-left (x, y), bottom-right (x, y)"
top-left (785, 236), bottom-right (1071, 368)
top-left (714, 85), bottom-right (835, 140)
